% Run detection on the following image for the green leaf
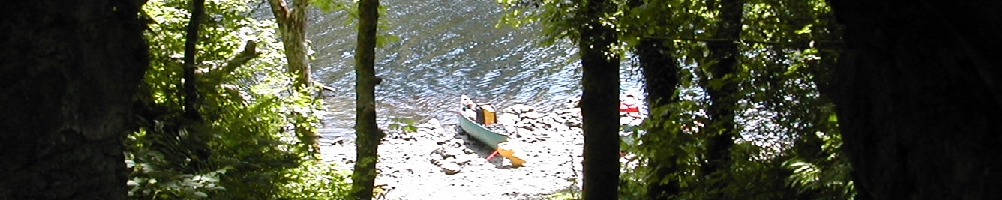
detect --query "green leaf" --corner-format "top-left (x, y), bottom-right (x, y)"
top-left (795, 24), bottom-right (813, 35)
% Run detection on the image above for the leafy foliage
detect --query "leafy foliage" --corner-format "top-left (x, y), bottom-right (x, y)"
top-left (276, 159), bottom-right (354, 199)
top-left (127, 0), bottom-right (349, 199)
top-left (388, 117), bottom-right (419, 133)
top-left (784, 115), bottom-right (854, 200)
top-left (497, 0), bottom-right (580, 45)
top-left (313, 0), bottom-right (400, 48)
top-left (499, 0), bottom-right (853, 199)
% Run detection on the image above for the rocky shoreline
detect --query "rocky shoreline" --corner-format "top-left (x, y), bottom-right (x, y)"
top-left (319, 98), bottom-right (591, 200)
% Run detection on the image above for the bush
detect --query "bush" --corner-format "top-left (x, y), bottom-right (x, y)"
top-left (126, 0), bottom-right (351, 199)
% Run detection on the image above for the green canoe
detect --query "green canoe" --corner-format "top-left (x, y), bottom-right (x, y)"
top-left (456, 112), bottom-right (527, 167)
top-left (456, 114), bottom-right (508, 149)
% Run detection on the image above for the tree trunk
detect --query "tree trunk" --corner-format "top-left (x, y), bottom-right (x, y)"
top-left (268, 0), bottom-right (311, 88)
top-left (637, 39), bottom-right (683, 200)
top-left (702, 0), bottom-right (742, 196)
top-left (268, 0), bottom-right (318, 152)
top-left (350, 0), bottom-right (382, 198)
top-left (578, 0), bottom-right (621, 198)
top-left (0, 0), bottom-right (149, 199)
top-left (181, 0), bottom-right (212, 170)
top-left (638, 39), bottom-right (680, 109)
top-left (829, 0), bottom-right (1002, 199)
top-left (183, 0), bottom-right (204, 121)
top-left (623, 0), bottom-right (683, 198)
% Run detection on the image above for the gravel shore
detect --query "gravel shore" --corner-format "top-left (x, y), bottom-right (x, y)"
top-left (319, 101), bottom-right (591, 200)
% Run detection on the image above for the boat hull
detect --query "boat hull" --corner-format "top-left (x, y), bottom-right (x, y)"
top-left (457, 114), bottom-right (508, 149)
top-left (457, 114), bottom-right (526, 166)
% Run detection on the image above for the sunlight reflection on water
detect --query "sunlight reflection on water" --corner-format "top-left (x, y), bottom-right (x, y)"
top-left (307, 0), bottom-right (641, 137)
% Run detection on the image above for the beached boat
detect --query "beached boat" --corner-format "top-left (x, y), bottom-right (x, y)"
top-left (456, 114), bottom-right (526, 167)
top-left (457, 96), bottom-right (527, 167)
top-left (456, 113), bottom-right (508, 149)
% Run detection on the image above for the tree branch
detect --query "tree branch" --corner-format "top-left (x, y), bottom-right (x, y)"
top-left (203, 40), bottom-right (260, 83)
top-left (221, 40), bottom-right (259, 75)
top-left (314, 81), bottom-right (337, 92)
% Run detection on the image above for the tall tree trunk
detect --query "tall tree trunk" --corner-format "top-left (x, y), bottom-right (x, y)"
top-left (268, 0), bottom-right (311, 88)
top-left (268, 0), bottom-right (318, 151)
top-left (638, 39), bottom-right (680, 109)
top-left (623, 1), bottom-right (683, 197)
top-left (829, 0), bottom-right (1002, 199)
top-left (0, 0), bottom-right (149, 199)
top-left (578, 0), bottom-right (621, 198)
top-left (181, 0), bottom-right (212, 170)
top-left (351, 0), bottom-right (382, 198)
top-left (702, 0), bottom-right (742, 196)
top-left (638, 38), bottom-right (683, 200)
top-left (183, 0), bottom-right (204, 121)
top-left (618, 0), bottom-right (684, 197)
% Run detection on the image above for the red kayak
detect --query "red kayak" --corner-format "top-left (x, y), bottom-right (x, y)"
top-left (619, 103), bottom-right (639, 112)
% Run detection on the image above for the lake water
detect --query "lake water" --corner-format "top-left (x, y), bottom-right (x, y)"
top-left (306, 0), bottom-right (642, 137)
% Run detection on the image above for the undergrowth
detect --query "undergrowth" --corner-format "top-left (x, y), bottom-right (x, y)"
top-left (126, 0), bottom-right (351, 199)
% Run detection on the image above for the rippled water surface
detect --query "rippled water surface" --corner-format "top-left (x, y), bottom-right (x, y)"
top-left (307, 0), bottom-right (640, 136)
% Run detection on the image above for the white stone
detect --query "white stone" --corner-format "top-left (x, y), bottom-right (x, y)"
top-left (497, 113), bottom-right (518, 125)
top-left (440, 162), bottom-right (462, 175)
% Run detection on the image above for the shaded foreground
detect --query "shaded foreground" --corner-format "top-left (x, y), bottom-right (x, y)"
top-left (831, 0), bottom-right (1002, 199)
